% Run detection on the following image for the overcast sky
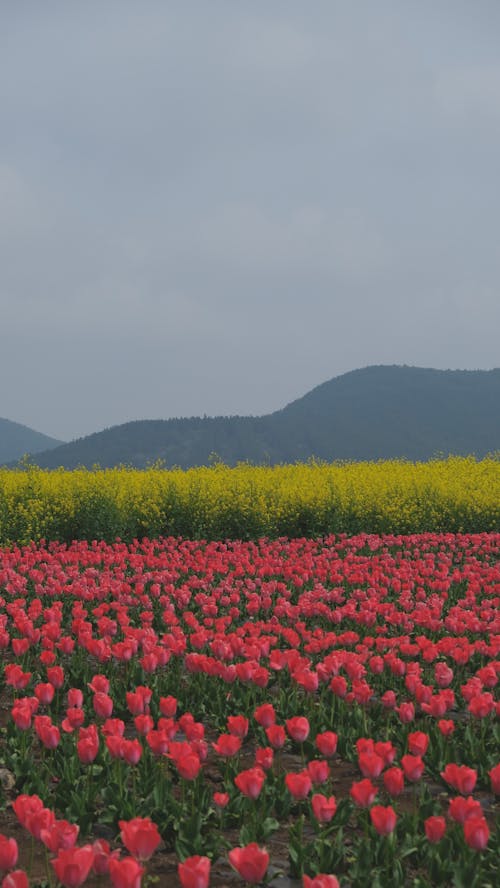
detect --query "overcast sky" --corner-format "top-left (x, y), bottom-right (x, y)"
top-left (1, 1), bottom-right (499, 441)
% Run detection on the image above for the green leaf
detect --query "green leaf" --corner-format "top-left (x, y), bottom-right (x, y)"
top-left (261, 817), bottom-right (280, 839)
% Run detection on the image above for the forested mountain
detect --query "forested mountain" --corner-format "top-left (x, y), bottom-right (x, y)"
top-left (6, 366), bottom-right (500, 469)
top-left (0, 418), bottom-right (64, 464)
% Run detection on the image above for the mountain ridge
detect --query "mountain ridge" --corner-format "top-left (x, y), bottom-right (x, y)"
top-left (0, 418), bottom-right (64, 464)
top-left (4, 365), bottom-right (500, 469)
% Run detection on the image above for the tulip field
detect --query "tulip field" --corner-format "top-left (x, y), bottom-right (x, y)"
top-left (0, 528), bottom-right (499, 886)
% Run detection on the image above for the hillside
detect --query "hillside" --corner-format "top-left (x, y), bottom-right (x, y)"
top-left (0, 418), bottom-right (64, 464)
top-left (6, 365), bottom-right (500, 469)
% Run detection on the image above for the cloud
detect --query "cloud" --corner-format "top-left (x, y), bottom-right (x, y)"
top-left (435, 65), bottom-right (500, 126)
top-left (0, 2), bottom-right (499, 439)
top-left (191, 203), bottom-right (392, 286)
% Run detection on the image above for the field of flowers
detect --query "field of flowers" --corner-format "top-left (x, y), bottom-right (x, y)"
top-left (0, 532), bottom-right (498, 887)
top-left (0, 457), bottom-right (499, 545)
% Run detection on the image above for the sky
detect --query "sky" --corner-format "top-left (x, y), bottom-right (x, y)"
top-left (1, 1), bottom-right (500, 442)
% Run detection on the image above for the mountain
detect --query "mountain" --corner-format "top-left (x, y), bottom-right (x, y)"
top-left (0, 418), bottom-right (64, 464)
top-left (7, 366), bottom-right (500, 469)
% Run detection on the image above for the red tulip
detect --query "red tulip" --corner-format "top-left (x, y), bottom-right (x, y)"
top-left (92, 839), bottom-right (120, 875)
top-left (424, 816), bottom-right (446, 843)
top-left (88, 674), bottom-right (110, 694)
top-left (34, 683), bottom-right (55, 705)
top-left (448, 795), bottom-right (482, 824)
top-left (489, 762), bottom-right (500, 795)
top-left (77, 733), bottom-right (99, 764)
top-left (374, 741), bottom-right (396, 767)
top-left (455, 766), bottom-right (477, 795)
top-left (12, 795), bottom-right (44, 830)
top-left (178, 713), bottom-right (195, 732)
top-left (397, 702), bottom-right (415, 724)
top-left (421, 695), bottom-right (448, 718)
top-left (121, 739), bottom-right (142, 766)
top-left (329, 676), bottom-right (347, 697)
top-left (286, 717), bottom-right (310, 742)
top-left (213, 791), bottom-right (230, 808)
top-left (26, 807), bottom-right (55, 841)
top-left (358, 751), bottom-right (384, 779)
top-left (40, 820), bottom-right (79, 853)
top-left (11, 703), bottom-right (32, 731)
top-left (146, 729), bottom-right (169, 756)
top-left (126, 692), bottom-right (146, 716)
top-left (1, 872), bottom-right (29, 888)
top-left (227, 715), bottom-right (249, 738)
top-left (37, 722), bottom-right (60, 750)
top-left (315, 731), bottom-right (338, 757)
top-left (441, 764), bottom-right (477, 795)
top-left (46, 665), bottom-right (64, 689)
top-left (435, 662), bottom-right (453, 687)
top-left (39, 649), bottom-right (56, 665)
top-left (352, 679), bottom-right (373, 705)
top-left (303, 876), bottom-right (339, 888)
top-left (477, 664), bottom-right (498, 688)
top-left (228, 844), bottom-right (269, 884)
top-left (383, 767), bottom-right (404, 796)
top-left (307, 760), bottom-right (330, 785)
top-left (106, 735), bottom-right (125, 760)
top-left (133, 714), bottom-right (153, 736)
top-left (468, 693), bottom-right (495, 718)
top-left (265, 725), bottom-right (286, 749)
top-left (51, 845), bottom-right (95, 887)
top-left (108, 856), bottom-right (144, 888)
top-left (176, 753), bottom-right (201, 781)
top-left (102, 718), bottom-right (126, 737)
top-left (286, 771), bottom-right (312, 800)
top-left (178, 855), bottom-right (211, 888)
top-left (463, 817), bottom-right (489, 850)
top-left (62, 707), bottom-right (85, 731)
top-left (212, 734), bottom-right (242, 757)
top-left (311, 794), bottom-right (337, 823)
top-left (255, 747), bottom-right (274, 771)
top-left (93, 692), bottom-right (113, 719)
top-left (0, 836), bottom-right (18, 870)
top-left (191, 738), bottom-right (208, 762)
top-left (407, 731), bottom-right (429, 757)
top-left (437, 719), bottom-right (454, 737)
top-left (401, 755), bottom-right (424, 782)
top-left (185, 721), bottom-right (205, 742)
top-left (254, 703), bottom-right (276, 727)
top-left (159, 695), bottom-right (177, 717)
top-left (293, 667), bottom-right (319, 693)
top-left (11, 639), bottom-right (30, 657)
top-left (157, 717), bottom-right (177, 739)
top-left (350, 779), bottom-right (377, 808)
top-left (369, 655), bottom-right (384, 674)
top-left (370, 805), bottom-right (397, 835)
top-left (235, 767), bottom-right (266, 800)
top-left (119, 818), bottom-right (161, 861)
top-left (4, 666), bottom-right (31, 690)
top-left (381, 690), bottom-right (397, 709)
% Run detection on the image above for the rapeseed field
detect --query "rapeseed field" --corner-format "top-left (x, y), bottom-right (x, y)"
top-left (0, 457), bottom-right (498, 544)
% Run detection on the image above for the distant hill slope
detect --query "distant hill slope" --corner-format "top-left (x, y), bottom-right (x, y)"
top-left (8, 366), bottom-right (500, 469)
top-left (0, 418), bottom-right (64, 463)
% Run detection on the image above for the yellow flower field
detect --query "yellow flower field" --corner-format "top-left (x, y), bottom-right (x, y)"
top-left (0, 457), bottom-right (499, 544)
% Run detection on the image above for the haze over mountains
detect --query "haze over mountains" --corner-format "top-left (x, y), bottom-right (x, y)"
top-left (2, 366), bottom-right (500, 469)
top-left (0, 418), bottom-right (64, 464)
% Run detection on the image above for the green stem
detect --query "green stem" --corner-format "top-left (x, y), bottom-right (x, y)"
top-left (28, 835), bottom-right (34, 879)
top-left (44, 844), bottom-right (54, 887)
